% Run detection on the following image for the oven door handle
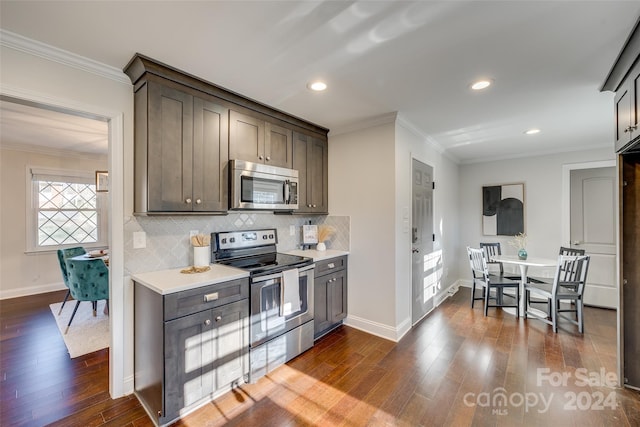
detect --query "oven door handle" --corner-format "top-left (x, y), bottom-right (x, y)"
top-left (251, 263), bottom-right (315, 283)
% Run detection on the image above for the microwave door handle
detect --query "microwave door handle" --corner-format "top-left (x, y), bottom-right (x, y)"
top-left (284, 180), bottom-right (291, 204)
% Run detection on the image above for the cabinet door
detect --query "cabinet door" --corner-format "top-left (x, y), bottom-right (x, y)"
top-left (308, 136), bottom-right (328, 213)
top-left (265, 122), bottom-right (293, 168)
top-left (293, 131), bottom-right (328, 214)
top-left (212, 300), bottom-right (248, 391)
top-left (615, 86), bottom-right (631, 151)
top-left (229, 110), bottom-right (265, 163)
top-left (615, 62), bottom-right (640, 152)
top-left (193, 97), bottom-right (229, 212)
top-left (293, 131), bottom-right (311, 213)
top-left (164, 310), bottom-right (215, 420)
top-left (328, 271), bottom-right (347, 324)
top-left (313, 274), bottom-right (330, 336)
top-left (147, 82), bottom-right (194, 211)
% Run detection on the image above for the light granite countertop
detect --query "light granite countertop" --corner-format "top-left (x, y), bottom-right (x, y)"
top-left (284, 249), bottom-right (350, 262)
top-left (131, 264), bottom-right (249, 295)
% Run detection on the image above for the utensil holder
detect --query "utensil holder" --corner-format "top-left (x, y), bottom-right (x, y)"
top-left (193, 246), bottom-right (211, 267)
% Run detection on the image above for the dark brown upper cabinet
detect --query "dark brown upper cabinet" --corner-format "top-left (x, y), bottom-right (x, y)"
top-left (124, 53), bottom-right (328, 214)
top-left (614, 61), bottom-right (640, 152)
top-left (293, 131), bottom-right (328, 214)
top-left (134, 80), bottom-right (229, 214)
top-left (229, 110), bottom-right (293, 168)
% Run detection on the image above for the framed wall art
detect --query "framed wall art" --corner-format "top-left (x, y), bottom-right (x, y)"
top-left (95, 170), bottom-right (109, 192)
top-left (482, 183), bottom-right (524, 236)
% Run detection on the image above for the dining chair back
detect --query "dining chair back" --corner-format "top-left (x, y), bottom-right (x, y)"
top-left (56, 247), bottom-right (86, 315)
top-left (64, 258), bottom-right (109, 334)
top-left (480, 242), bottom-right (503, 275)
top-left (524, 255), bottom-right (590, 333)
top-left (467, 247), bottom-right (520, 316)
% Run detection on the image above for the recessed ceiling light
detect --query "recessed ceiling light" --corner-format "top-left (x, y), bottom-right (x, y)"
top-left (307, 81), bottom-right (327, 91)
top-left (525, 128), bottom-right (541, 135)
top-left (471, 80), bottom-right (492, 90)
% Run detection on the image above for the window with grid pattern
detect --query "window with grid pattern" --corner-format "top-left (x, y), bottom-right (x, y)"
top-left (28, 168), bottom-right (107, 252)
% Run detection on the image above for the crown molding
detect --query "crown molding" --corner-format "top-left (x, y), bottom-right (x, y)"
top-left (0, 29), bottom-right (130, 85)
top-left (396, 113), bottom-right (460, 164)
top-left (460, 141), bottom-right (613, 165)
top-left (329, 112), bottom-right (398, 137)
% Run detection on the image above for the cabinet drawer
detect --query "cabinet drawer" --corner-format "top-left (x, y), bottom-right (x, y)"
top-left (315, 256), bottom-right (347, 276)
top-left (164, 278), bottom-right (249, 320)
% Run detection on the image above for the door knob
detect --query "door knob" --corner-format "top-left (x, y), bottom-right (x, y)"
top-left (196, 199), bottom-right (202, 204)
top-left (185, 198), bottom-right (192, 204)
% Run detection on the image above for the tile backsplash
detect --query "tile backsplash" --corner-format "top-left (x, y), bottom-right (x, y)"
top-left (124, 213), bottom-right (349, 275)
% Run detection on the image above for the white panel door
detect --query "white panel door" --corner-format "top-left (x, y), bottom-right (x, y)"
top-left (570, 167), bottom-right (616, 308)
top-left (412, 159), bottom-right (435, 325)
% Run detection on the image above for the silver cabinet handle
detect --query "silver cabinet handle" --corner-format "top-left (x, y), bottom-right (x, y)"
top-left (196, 198), bottom-right (202, 204)
top-left (266, 156), bottom-right (270, 161)
top-left (204, 292), bottom-right (219, 302)
top-left (312, 204), bottom-right (317, 208)
top-left (204, 319), bottom-right (211, 326)
top-left (327, 263), bottom-right (335, 269)
top-left (215, 316), bottom-right (222, 322)
top-left (258, 155), bottom-right (264, 160)
top-left (185, 198), bottom-right (192, 204)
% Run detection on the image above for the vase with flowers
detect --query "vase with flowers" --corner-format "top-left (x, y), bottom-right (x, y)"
top-left (509, 232), bottom-right (528, 260)
top-left (316, 225), bottom-right (336, 251)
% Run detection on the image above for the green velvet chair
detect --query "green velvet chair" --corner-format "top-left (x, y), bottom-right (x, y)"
top-left (56, 247), bottom-right (86, 315)
top-left (65, 258), bottom-right (109, 334)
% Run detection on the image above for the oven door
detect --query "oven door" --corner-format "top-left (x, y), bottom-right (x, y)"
top-left (250, 264), bottom-right (314, 347)
top-left (231, 163), bottom-right (298, 210)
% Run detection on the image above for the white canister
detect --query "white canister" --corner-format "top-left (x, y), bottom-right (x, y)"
top-left (193, 246), bottom-right (211, 267)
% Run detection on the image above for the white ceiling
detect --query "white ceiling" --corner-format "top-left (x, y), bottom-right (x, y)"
top-left (1, 1), bottom-right (638, 163)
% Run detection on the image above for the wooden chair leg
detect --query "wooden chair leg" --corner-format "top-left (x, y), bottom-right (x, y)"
top-left (577, 300), bottom-right (584, 334)
top-left (551, 298), bottom-right (558, 333)
top-left (471, 282), bottom-right (476, 308)
top-left (484, 286), bottom-right (490, 316)
top-left (65, 301), bottom-right (81, 334)
top-left (59, 290), bottom-right (71, 315)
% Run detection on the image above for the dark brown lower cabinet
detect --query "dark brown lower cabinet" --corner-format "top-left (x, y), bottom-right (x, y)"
top-left (314, 256), bottom-right (348, 339)
top-left (134, 279), bottom-right (249, 426)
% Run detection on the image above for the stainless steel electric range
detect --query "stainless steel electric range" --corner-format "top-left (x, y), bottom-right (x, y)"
top-left (211, 228), bottom-right (314, 382)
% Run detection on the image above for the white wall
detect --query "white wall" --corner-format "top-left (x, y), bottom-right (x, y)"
top-left (329, 121), bottom-right (398, 338)
top-left (0, 147), bottom-right (107, 299)
top-left (457, 147), bottom-right (615, 281)
top-left (395, 121), bottom-right (460, 334)
top-left (329, 117), bottom-right (460, 341)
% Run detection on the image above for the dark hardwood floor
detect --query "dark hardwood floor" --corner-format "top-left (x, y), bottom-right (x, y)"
top-left (1, 287), bottom-right (639, 426)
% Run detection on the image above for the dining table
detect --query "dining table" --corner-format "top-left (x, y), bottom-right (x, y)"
top-left (490, 255), bottom-right (557, 317)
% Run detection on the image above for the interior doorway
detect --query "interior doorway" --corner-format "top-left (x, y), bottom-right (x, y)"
top-left (0, 91), bottom-right (125, 397)
top-left (411, 158), bottom-right (436, 325)
top-left (562, 160), bottom-right (617, 309)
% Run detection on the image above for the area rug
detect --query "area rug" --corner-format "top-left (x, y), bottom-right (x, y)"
top-left (49, 301), bottom-right (109, 358)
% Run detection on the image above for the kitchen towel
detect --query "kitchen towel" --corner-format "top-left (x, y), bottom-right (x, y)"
top-left (280, 268), bottom-right (301, 316)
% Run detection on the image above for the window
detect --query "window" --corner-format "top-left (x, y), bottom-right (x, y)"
top-left (27, 167), bottom-right (107, 252)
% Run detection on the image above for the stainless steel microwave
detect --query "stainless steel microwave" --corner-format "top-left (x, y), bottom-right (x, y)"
top-left (230, 159), bottom-right (299, 210)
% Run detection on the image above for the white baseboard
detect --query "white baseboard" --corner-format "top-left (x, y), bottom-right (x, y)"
top-left (123, 374), bottom-right (135, 396)
top-left (344, 280), bottom-right (465, 342)
top-left (0, 282), bottom-right (66, 300)
top-left (344, 315), bottom-right (402, 342)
